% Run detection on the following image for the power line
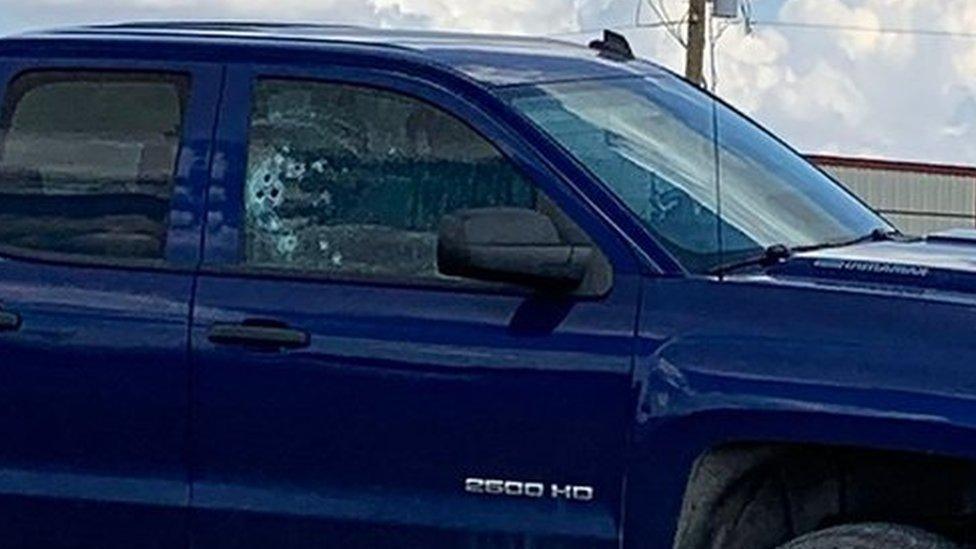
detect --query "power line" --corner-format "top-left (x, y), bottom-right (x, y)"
top-left (552, 10), bottom-right (976, 42)
top-left (548, 0), bottom-right (685, 38)
top-left (741, 0), bottom-right (755, 35)
top-left (646, 0), bottom-right (688, 48)
top-left (708, 16), bottom-right (722, 92)
top-left (551, 12), bottom-right (976, 72)
top-left (654, 0), bottom-right (679, 29)
top-left (753, 20), bottom-right (976, 39)
top-left (547, 20), bottom-right (682, 38)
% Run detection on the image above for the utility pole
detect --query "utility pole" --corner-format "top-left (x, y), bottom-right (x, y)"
top-left (685, 0), bottom-right (707, 86)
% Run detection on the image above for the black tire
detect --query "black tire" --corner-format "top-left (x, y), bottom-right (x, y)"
top-left (778, 523), bottom-right (958, 549)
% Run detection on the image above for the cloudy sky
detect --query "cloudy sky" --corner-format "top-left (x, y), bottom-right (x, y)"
top-left (2, 0), bottom-right (974, 165)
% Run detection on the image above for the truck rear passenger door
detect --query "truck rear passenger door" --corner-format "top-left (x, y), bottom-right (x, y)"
top-left (0, 58), bottom-right (220, 548)
top-left (190, 65), bottom-right (642, 548)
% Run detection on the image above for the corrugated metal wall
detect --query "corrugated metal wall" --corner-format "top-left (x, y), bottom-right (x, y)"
top-left (812, 157), bottom-right (976, 236)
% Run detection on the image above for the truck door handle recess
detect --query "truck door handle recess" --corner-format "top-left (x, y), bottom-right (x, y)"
top-left (207, 321), bottom-right (309, 350)
top-left (0, 311), bottom-right (21, 332)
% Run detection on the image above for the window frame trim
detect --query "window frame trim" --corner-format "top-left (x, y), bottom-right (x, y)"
top-left (203, 63), bottom-right (639, 298)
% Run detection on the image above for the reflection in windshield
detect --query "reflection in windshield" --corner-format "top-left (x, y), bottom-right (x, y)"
top-left (502, 76), bottom-right (888, 273)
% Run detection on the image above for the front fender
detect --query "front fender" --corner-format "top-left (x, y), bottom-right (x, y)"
top-left (625, 276), bottom-right (976, 548)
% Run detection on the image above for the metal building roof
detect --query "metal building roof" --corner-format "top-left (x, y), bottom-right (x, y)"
top-left (811, 155), bottom-right (976, 235)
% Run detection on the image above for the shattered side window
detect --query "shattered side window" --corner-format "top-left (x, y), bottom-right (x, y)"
top-left (243, 79), bottom-right (536, 279)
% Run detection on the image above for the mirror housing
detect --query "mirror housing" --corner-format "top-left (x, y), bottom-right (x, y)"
top-left (437, 208), bottom-right (592, 292)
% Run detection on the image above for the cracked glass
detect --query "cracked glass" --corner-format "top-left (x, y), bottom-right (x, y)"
top-left (243, 79), bottom-right (538, 279)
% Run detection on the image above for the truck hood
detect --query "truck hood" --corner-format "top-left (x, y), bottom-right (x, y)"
top-left (767, 228), bottom-right (976, 298)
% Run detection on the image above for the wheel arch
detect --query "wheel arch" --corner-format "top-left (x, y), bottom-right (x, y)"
top-left (621, 407), bottom-right (976, 549)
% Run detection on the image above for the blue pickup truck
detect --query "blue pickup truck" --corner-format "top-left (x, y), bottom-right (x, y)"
top-left (0, 21), bottom-right (972, 549)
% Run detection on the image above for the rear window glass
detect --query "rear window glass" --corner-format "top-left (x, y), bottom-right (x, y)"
top-left (0, 71), bottom-right (189, 261)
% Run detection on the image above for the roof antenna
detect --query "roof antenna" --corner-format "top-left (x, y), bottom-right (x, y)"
top-left (589, 30), bottom-right (635, 61)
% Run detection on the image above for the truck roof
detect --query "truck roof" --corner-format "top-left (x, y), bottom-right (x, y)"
top-left (3, 22), bottom-right (667, 86)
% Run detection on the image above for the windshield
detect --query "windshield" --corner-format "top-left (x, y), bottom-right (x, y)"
top-left (500, 75), bottom-right (889, 273)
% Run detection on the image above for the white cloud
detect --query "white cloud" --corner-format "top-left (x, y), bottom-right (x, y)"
top-left (704, 24), bottom-right (790, 112)
top-left (781, 0), bottom-right (884, 59)
top-left (373, 0), bottom-right (579, 33)
top-left (940, 0), bottom-right (976, 92)
top-left (778, 61), bottom-right (866, 123)
top-left (3, 0), bottom-right (426, 29)
top-left (2, 0), bottom-right (580, 34)
top-left (0, 0), bottom-right (973, 164)
top-left (696, 0), bottom-right (975, 163)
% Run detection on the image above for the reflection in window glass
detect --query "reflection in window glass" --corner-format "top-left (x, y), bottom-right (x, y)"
top-left (243, 79), bottom-right (537, 279)
top-left (503, 76), bottom-right (886, 273)
top-left (0, 72), bottom-right (187, 260)
top-left (506, 77), bottom-right (720, 271)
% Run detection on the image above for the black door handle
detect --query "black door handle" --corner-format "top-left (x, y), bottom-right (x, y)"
top-left (207, 321), bottom-right (309, 350)
top-left (0, 311), bottom-right (21, 332)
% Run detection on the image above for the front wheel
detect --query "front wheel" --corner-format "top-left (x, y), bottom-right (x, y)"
top-left (778, 523), bottom-right (958, 549)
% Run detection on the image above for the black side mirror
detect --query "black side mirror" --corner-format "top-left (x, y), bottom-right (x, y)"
top-left (437, 208), bottom-right (592, 292)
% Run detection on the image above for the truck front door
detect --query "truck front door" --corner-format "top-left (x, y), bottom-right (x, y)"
top-left (189, 65), bottom-right (642, 548)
